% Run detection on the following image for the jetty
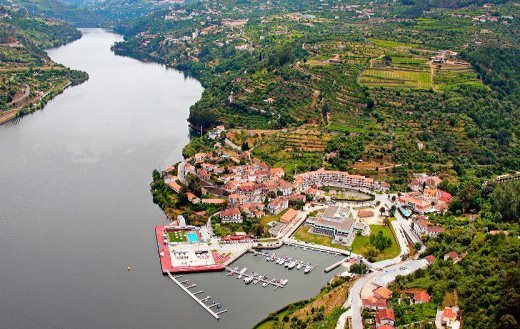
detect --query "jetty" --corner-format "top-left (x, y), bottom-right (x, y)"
top-left (324, 257), bottom-right (350, 273)
top-left (166, 272), bottom-right (226, 320)
top-left (225, 267), bottom-right (287, 289)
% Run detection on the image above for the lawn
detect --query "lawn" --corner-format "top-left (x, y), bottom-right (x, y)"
top-left (359, 68), bottom-right (432, 89)
top-left (352, 225), bottom-right (400, 261)
top-left (293, 226), bottom-right (351, 251)
top-left (168, 231), bottom-right (186, 243)
top-left (260, 210), bottom-right (287, 226)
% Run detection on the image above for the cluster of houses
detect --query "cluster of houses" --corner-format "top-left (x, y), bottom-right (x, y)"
top-left (294, 168), bottom-right (389, 193)
top-left (362, 286), bottom-right (431, 328)
top-left (166, 146), bottom-right (388, 227)
top-left (398, 173), bottom-right (453, 215)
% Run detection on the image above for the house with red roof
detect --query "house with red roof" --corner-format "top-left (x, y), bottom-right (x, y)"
top-left (220, 207), bottom-right (242, 223)
top-left (413, 218), bottom-right (445, 238)
top-left (425, 255), bottom-right (435, 264)
top-left (373, 286), bottom-right (393, 300)
top-left (362, 296), bottom-right (387, 310)
top-left (375, 308), bottom-right (395, 328)
top-left (444, 251), bottom-right (462, 263)
top-left (414, 290), bottom-right (431, 304)
top-left (267, 198), bottom-right (288, 215)
top-left (442, 306), bottom-right (460, 328)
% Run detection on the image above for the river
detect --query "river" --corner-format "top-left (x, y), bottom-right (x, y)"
top-left (0, 28), bottom-right (340, 329)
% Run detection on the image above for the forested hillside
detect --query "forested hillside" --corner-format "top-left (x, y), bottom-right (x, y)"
top-left (113, 0), bottom-right (519, 185)
top-left (0, 6), bottom-right (88, 123)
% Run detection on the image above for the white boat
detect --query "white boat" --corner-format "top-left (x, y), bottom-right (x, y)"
top-left (240, 267), bottom-right (247, 274)
top-left (287, 261), bottom-right (296, 269)
top-left (280, 279), bottom-right (288, 286)
top-left (297, 262), bottom-right (303, 270)
top-left (262, 281), bottom-right (268, 288)
top-left (253, 279), bottom-right (259, 285)
top-left (304, 265), bottom-right (313, 273)
top-left (244, 276), bottom-right (253, 284)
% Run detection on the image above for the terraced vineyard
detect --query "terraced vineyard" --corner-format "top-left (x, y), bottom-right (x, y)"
top-left (359, 67), bottom-right (433, 89)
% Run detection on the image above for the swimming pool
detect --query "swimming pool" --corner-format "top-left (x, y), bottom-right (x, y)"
top-left (187, 232), bottom-right (199, 243)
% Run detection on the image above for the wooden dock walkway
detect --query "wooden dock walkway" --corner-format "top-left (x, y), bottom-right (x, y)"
top-left (225, 267), bottom-right (287, 290)
top-left (166, 272), bottom-right (226, 320)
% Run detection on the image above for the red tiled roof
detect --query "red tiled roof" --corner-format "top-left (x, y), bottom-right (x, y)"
top-left (376, 308), bottom-right (395, 322)
top-left (425, 255), bottom-right (435, 264)
top-left (373, 286), bottom-right (393, 299)
top-left (443, 307), bottom-right (458, 319)
top-left (414, 290), bottom-right (431, 303)
top-left (362, 296), bottom-right (387, 308)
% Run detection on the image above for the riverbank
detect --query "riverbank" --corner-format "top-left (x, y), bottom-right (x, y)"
top-left (0, 23), bottom-right (88, 125)
top-left (0, 73), bottom-right (88, 125)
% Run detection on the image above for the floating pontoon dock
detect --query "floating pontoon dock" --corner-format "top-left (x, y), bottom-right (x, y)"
top-left (166, 272), bottom-right (226, 320)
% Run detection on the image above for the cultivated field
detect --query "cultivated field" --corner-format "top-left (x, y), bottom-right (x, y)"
top-left (359, 68), bottom-right (432, 89)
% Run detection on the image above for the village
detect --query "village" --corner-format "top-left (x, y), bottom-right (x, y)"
top-left (152, 124), bottom-right (462, 328)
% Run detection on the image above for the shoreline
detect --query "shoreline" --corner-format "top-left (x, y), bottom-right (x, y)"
top-left (0, 30), bottom-right (88, 126)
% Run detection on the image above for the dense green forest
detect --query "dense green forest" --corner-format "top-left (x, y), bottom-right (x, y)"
top-left (391, 181), bottom-right (519, 328)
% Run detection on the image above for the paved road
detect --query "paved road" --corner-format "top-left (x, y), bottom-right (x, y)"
top-left (343, 259), bottom-right (429, 329)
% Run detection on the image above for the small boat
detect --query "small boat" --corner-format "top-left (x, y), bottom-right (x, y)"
top-left (284, 258), bottom-right (293, 268)
top-left (237, 273), bottom-right (243, 279)
top-left (262, 281), bottom-right (269, 288)
top-left (280, 279), bottom-right (288, 286)
top-left (253, 279), bottom-right (259, 285)
top-left (304, 265), bottom-right (313, 274)
top-left (297, 262), bottom-right (303, 270)
top-left (244, 276), bottom-right (253, 284)
top-left (288, 261), bottom-right (297, 269)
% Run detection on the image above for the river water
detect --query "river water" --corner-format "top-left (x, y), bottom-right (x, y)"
top-left (0, 29), bottom-right (340, 329)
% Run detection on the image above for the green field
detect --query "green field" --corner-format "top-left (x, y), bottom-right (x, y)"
top-left (168, 231), bottom-right (186, 243)
top-left (352, 225), bottom-right (400, 261)
top-left (369, 38), bottom-right (418, 49)
top-left (293, 226), bottom-right (351, 251)
top-left (359, 68), bottom-right (432, 89)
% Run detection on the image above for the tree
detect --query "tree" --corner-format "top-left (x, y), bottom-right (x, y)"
top-left (350, 263), bottom-right (368, 275)
top-left (380, 206), bottom-right (386, 216)
top-left (490, 181), bottom-right (520, 223)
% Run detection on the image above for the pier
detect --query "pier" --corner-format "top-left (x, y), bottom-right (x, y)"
top-left (225, 267), bottom-right (287, 289)
top-left (166, 272), bottom-right (227, 320)
top-left (324, 257), bottom-right (350, 273)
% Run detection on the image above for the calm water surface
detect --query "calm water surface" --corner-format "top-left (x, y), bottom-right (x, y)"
top-left (0, 28), bottom-right (339, 329)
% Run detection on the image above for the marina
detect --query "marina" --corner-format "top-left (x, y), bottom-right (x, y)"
top-left (225, 267), bottom-right (288, 290)
top-left (249, 249), bottom-right (317, 274)
top-left (166, 272), bottom-right (227, 320)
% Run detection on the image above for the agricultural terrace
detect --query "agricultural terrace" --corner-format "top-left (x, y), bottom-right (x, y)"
top-left (252, 126), bottom-right (333, 176)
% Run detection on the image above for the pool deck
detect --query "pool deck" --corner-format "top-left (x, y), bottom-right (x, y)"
top-left (155, 226), bottom-right (224, 274)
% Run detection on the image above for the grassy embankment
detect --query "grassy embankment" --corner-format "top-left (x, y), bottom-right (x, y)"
top-left (293, 226), bottom-right (351, 252)
top-left (254, 277), bottom-right (350, 329)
